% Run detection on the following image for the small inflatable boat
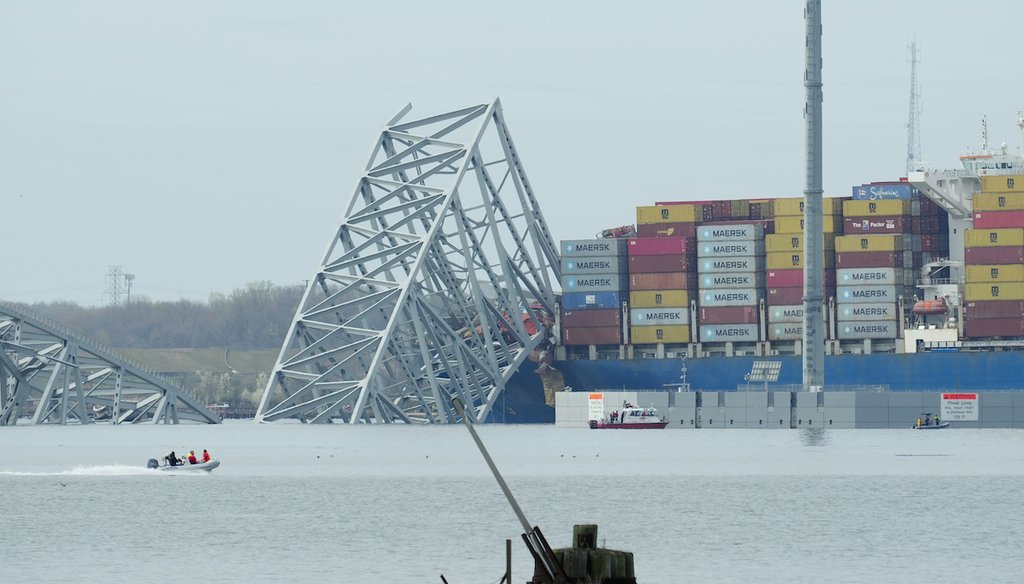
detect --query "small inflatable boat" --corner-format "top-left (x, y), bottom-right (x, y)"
top-left (147, 458), bottom-right (220, 472)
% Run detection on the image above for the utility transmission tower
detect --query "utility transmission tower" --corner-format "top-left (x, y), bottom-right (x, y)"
top-left (906, 41), bottom-right (922, 174)
top-left (104, 266), bottom-right (126, 307)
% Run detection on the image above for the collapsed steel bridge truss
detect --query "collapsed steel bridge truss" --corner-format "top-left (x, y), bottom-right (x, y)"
top-left (0, 302), bottom-right (221, 425)
top-left (256, 100), bottom-right (560, 424)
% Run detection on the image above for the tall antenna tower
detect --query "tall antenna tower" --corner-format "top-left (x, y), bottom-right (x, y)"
top-left (104, 265), bottom-right (126, 307)
top-left (906, 41), bottom-right (922, 174)
top-left (801, 0), bottom-right (824, 393)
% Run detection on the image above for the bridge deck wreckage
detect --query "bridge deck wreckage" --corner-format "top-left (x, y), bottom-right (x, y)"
top-left (256, 100), bottom-right (561, 424)
top-left (0, 301), bottom-right (221, 425)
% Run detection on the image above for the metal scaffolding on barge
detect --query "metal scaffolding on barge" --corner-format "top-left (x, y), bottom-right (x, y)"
top-left (0, 301), bottom-right (221, 425)
top-left (256, 99), bottom-right (561, 424)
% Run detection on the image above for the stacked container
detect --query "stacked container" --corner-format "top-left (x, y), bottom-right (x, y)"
top-left (627, 235), bottom-right (694, 345)
top-left (963, 227), bottom-right (1024, 338)
top-left (635, 203), bottom-right (702, 239)
top-left (764, 198), bottom-right (841, 340)
top-left (560, 239), bottom-right (628, 345)
top-left (834, 234), bottom-right (902, 340)
top-left (696, 223), bottom-right (765, 342)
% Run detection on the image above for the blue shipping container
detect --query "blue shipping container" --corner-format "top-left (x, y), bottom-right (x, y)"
top-left (562, 291), bottom-right (624, 310)
top-left (851, 183), bottom-right (918, 201)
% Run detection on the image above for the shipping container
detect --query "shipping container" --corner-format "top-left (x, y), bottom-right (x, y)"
top-left (851, 183), bottom-right (918, 201)
top-left (980, 175), bottom-right (1024, 193)
top-left (773, 197), bottom-right (844, 217)
top-left (629, 272), bottom-right (693, 291)
top-left (963, 246), bottom-right (1024, 265)
top-left (561, 256), bottom-right (627, 275)
top-left (834, 234), bottom-right (902, 253)
top-left (963, 300), bottom-right (1024, 319)
top-left (837, 267), bottom-right (902, 286)
top-left (561, 308), bottom-right (622, 328)
top-left (561, 239), bottom-right (627, 257)
top-left (630, 324), bottom-right (690, 345)
top-left (627, 237), bottom-right (692, 256)
top-left (834, 251), bottom-right (902, 268)
top-left (768, 323), bottom-right (804, 341)
top-left (697, 240), bottom-right (765, 258)
top-left (696, 223), bottom-right (764, 242)
top-left (627, 254), bottom-right (695, 273)
top-left (561, 291), bottom-right (623, 311)
top-left (842, 199), bottom-right (913, 217)
top-left (700, 288), bottom-right (759, 307)
top-left (630, 307), bottom-right (689, 326)
top-left (636, 222), bottom-right (697, 239)
top-left (768, 304), bottom-right (804, 323)
top-left (629, 290), bottom-right (690, 308)
top-left (562, 326), bottom-right (622, 346)
top-left (765, 233), bottom-right (836, 252)
top-left (564, 274), bottom-right (629, 293)
top-left (774, 216), bottom-right (841, 234)
top-left (964, 282), bottom-right (1024, 301)
top-left (838, 285), bottom-right (900, 303)
top-left (972, 210), bottom-right (1024, 229)
top-left (766, 287), bottom-right (805, 305)
top-left (919, 234), bottom-right (949, 252)
top-left (698, 305), bottom-right (758, 324)
top-left (748, 199), bottom-right (775, 219)
top-left (973, 192), bottom-right (1024, 211)
top-left (838, 320), bottom-right (899, 339)
top-left (699, 256), bottom-right (765, 274)
top-left (767, 269), bottom-right (803, 288)
top-left (964, 318), bottom-right (1024, 338)
top-left (699, 323), bottom-right (759, 343)
top-left (699, 272), bottom-right (766, 289)
top-left (765, 251), bottom-right (835, 270)
top-left (964, 228), bottom-right (1024, 248)
top-left (837, 302), bottom-right (898, 322)
top-left (842, 216), bottom-right (905, 234)
top-left (965, 264), bottom-right (1024, 283)
top-left (636, 204), bottom-right (702, 224)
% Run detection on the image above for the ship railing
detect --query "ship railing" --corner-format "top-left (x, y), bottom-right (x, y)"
top-left (736, 384), bottom-right (888, 393)
top-left (916, 278), bottom-right (961, 286)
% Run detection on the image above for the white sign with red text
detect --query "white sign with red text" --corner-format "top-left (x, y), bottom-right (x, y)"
top-left (941, 393), bottom-right (978, 421)
top-left (588, 393), bottom-right (605, 421)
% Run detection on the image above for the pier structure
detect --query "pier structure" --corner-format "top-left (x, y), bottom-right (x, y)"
top-left (256, 100), bottom-right (560, 424)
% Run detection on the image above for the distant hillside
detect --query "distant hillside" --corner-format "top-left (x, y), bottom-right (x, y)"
top-left (118, 347), bottom-right (279, 375)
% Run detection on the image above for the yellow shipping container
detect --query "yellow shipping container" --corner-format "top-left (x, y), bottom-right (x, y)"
top-left (765, 233), bottom-right (836, 253)
top-left (973, 192), bottom-right (1024, 211)
top-left (834, 234), bottom-right (902, 253)
top-left (629, 290), bottom-right (690, 308)
top-left (766, 251), bottom-right (836, 270)
top-left (773, 197), bottom-right (844, 217)
top-left (965, 264), bottom-right (1024, 283)
top-left (964, 228), bottom-right (1024, 248)
top-left (630, 325), bottom-right (690, 345)
top-left (981, 175), bottom-right (1024, 193)
top-left (774, 215), bottom-right (841, 234)
top-left (636, 204), bottom-right (702, 224)
top-left (964, 282), bottom-right (1024, 302)
top-left (842, 200), bottom-right (911, 217)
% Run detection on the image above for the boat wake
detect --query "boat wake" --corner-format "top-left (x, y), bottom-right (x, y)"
top-left (0, 464), bottom-right (197, 477)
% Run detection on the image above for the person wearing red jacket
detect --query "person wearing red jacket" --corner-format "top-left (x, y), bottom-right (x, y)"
top-left (201, 449), bottom-right (211, 463)
top-left (187, 450), bottom-right (198, 464)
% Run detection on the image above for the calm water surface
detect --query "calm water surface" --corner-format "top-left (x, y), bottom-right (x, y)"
top-left (3, 423), bottom-right (1023, 583)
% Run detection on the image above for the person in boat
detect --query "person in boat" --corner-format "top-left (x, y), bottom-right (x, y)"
top-left (165, 451), bottom-right (181, 467)
top-left (610, 411), bottom-right (618, 423)
top-left (201, 449), bottom-right (211, 463)
top-left (924, 413), bottom-right (932, 426)
top-left (916, 417), bottom-right (922, 428)
top-left (934, 414), bottom-right (940, 426)
top-left (187, 450), bottom-right (198, 464)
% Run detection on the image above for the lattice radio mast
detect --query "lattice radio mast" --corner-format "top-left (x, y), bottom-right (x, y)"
top-left (906, 41), bottom-right (922, 174)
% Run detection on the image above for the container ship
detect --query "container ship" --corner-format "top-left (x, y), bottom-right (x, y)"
top-left (496, 114), bottom-right (1024, 426)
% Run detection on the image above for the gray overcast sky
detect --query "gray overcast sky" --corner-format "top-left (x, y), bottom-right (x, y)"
top-left (3, 1), bottom-right (1023, 306)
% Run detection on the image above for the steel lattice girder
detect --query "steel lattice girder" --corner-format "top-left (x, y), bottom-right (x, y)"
top-left (0, 302), bottom-right (221, 425)
top-left (256, 100), bottom-right (561, 424)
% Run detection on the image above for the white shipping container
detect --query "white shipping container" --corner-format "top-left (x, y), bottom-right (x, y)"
top-left (697, 223), bottom-right (764, 242)
top-left (837, 285), bottom-right (900, 304)
top-left (768, 304), bottom-right (804, 323)
top-left (700, 323), bottom-right (759, 343)
top-left (699, 257), bottom-right (765, 274)
top-left (700, 288), bottom-right (759, 307)
top-left (838, 320), bottom-right (898, 339)
top-left (561, 256), bottom-right (627, 275)
top-left (564, 274), bottom-right (629, 293)
top-left (838, 302), bottom-right (898, 322)
top-left (699, 271), bottom-right (766, 290)
top-left (630, 307), bottom-right (690, 326)
top-left (837, 268), bottom-right (903, 286)
top-left (697, 240), bottom-right (765, 258)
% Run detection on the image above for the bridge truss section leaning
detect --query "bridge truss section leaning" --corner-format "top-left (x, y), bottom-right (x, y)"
top-left (0, 302), bottom-right (221, 425)
top-left (256, 100), bottom-right (561, 424)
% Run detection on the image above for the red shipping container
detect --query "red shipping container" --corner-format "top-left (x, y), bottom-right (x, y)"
top-left (699, 306), bottom-right (758, 324)
top-left (964, 318), bottom-right (1024, 338)
top-left (843, 216), bottom-right (905, 234)
top-left (767, 287), bottom-right (805, 305)
top-left (561, 308), bottom-right (621, 328)
top-left (629, 272), bottom-right (692, 291)
top-left (562, 326), bottom-right (622, 346)
top-left (767, 269), bottom-right (803, 288)
top-left (636, 222), bottom-right (697, 239)
top-left (973, 210), bottom-right (1024, 229)
top-left (964, 246), bottom-right (1024, 265)
top-left (964, 300), bottom-right (1024, 319)
top-left (628, 254), bottom-right (695, 273)
top-left (835, 251), bottom-right (902, 268)
top-left (627, 237), bottom-right (693, 256)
